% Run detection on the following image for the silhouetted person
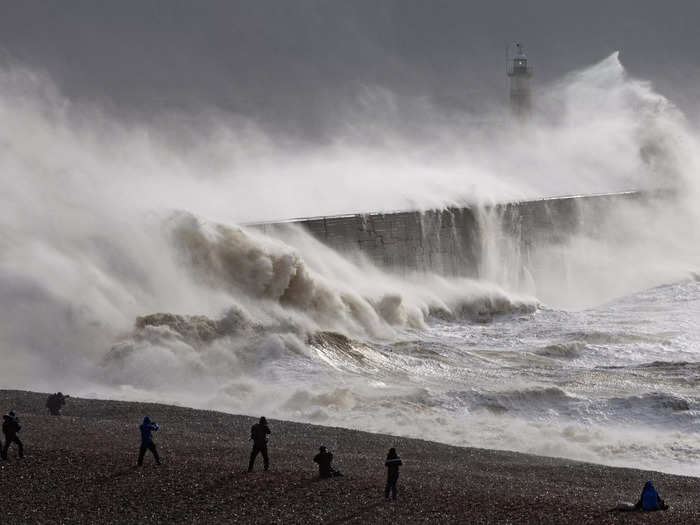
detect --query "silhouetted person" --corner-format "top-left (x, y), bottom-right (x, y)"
top-left (46, 392), bottom-right (68, 415)
top-left (248, 416), bottom-right (270, 472)
top-left (384, 448), bottom-right (402, 500)
top-left (313, 446), bottom-right (342, 478)
top-left (635, 481), bottom-right (668, 511)
top-left (137, 416), bottom-right (161, 466)
top-left (2, 411), bottom-right (24, 460)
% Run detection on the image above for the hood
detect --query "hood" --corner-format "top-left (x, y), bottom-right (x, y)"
top-left (143, 417), bottom-right (151, 425)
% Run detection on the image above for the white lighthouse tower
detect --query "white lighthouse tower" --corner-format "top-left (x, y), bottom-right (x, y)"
top-left (506, 42), bottom-right (532, 116)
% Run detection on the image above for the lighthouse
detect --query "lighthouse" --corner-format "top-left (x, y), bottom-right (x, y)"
top-left (506, 42), bottom-right (532, 116)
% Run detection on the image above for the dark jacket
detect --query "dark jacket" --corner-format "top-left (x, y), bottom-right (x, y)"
top-left (250, 423), bottom-right (270, 445)
top-left (313, 450), bottom-right (334, 477)
top-left (385, 457), bottom-right (402, 479)
top-left (639, 481), bottom-right (662, 511)
top-left (2, 414), bottom-right (20, 436)
top-left (140, 417), bottom-right (158, 444)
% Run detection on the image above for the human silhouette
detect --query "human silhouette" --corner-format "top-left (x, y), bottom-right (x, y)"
top-left (384, 448), bottom-right (402, 500)
top-left (1, 411), bottom-right (24, 460)
top-left (313, 446), bottom-right (342, 478)
top-left (248, 416), bottom-right (270, 472)
top-left (46, 392), bottom-right (68, 415)
top-left (635, 481), bottom-right (668, 511)
top-left (137, 416), bottom-right (161, 466)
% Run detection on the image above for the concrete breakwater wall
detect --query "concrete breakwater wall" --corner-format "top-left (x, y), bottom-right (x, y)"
top-left (255, 192), bottom-right (642, 278)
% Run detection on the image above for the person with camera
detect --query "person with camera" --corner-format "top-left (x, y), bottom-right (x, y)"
top-left (137, 416), bottom-right (161, 466)
top-left (1, 411), bottom-right (23, 460)
top-left (248, 416), bottom-right (270, 472)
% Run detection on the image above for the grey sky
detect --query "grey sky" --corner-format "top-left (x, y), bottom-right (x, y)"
top-left (1, 1), bottom-right (699, 136)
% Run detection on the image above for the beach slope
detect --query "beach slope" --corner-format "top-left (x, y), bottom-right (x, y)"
top-left (0, 390), bottom-right (696, 524)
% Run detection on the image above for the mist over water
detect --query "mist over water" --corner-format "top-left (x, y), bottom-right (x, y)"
top-left (0, 43), bottom-right (699, 477)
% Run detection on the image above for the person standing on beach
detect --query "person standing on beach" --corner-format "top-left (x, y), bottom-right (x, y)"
top-left (248, 416), bottom-right (270, 472)
top-left (1, 411), bottom-right (24, 460)
top-left (137, 416), bottom-right (161, 466)
top-left (384, 448), bottom-right (402, 500)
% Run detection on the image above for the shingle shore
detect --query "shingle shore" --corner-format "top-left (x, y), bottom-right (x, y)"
top-left (0, 390), bottom-right (696, 524)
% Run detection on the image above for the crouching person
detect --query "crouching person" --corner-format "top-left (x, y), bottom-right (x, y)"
top-left (137, 416), bottom-right (161, 466)
top-left (46, 392), bottom-right (68, 416)
top-left (313, 446), bottom-right (343, 478)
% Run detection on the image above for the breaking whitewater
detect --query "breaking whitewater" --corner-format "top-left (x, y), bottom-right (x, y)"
top-left (101, 219), bottom-right (700, 478)
top-left (1, 53), bottom-right (699, 477)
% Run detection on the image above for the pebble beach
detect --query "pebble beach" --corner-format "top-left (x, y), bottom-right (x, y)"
top-left (1, 390), bottom-right (697, 524)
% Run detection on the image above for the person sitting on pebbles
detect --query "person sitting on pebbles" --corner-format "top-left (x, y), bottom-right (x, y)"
top-left (635, 480), bottom-right (668, 511)
top-left (384, 447), bottom-right (402, 501)
top-left (313, 446), bottom-right (343, 478)
top-left (137, 416), bottom-right (161, 466)
top-left (1, 411), bottom-right (24, 460)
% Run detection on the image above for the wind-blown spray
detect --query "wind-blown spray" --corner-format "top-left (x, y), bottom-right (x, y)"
top-left (0, 53), bottom-right (699, 476)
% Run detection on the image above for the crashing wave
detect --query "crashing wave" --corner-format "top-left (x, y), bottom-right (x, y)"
top-left (534, 342), bottom-right (586, 359)
top-left (450, 386), bottom-right (577, 414)
top-left (134, 309), bottom-right (252, 346)
top-left (166, 212), bottom-right (539, 333)
top-left (609, 392), bottom-right (691, 412)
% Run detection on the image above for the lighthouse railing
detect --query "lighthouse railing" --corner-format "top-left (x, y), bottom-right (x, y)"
top-left (506, 62), bottom-right (533, 76)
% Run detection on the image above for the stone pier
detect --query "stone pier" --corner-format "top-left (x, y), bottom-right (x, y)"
top-left (254, 191), bottom-right (642, 278)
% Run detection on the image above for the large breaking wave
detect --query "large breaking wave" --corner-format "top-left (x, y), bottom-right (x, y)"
top-left (0, 53), bottom-right (699, 476)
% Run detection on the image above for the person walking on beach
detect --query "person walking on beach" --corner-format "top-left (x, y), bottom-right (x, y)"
top-left (313, 446), bottom-right (342, 478)
top-left (1, 411), bottom-right (24, 460)
top-left (137, 416), bottom-right (161, 466)
top-left (46, 392), bottom-right (68, 416)
top-left (384, 447), bottom-right (402, 500)
top-left (248, 416), bottom-right (270, 472)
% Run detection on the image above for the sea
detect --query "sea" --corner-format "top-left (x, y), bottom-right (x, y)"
top-left (0, 45), bottom-right (698, 477)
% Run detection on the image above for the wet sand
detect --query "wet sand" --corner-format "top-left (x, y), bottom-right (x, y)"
top-left (0, 390), bottom-right (696, 524)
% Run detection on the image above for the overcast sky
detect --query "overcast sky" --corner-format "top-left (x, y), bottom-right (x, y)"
top-left (2, 1), bottom-right (699, 136)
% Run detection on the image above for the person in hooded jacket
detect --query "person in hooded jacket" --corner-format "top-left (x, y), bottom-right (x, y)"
top-left (635, 480), bottom-right (668, 511)
top-left (137, 416), bottom-right (161, 466)
top-left (384, 448), bottom-right (402, 500)
top-left (1, 411), bottom-right (24, 460)
top-left (248, 416), bottom-right (270, 472)
top-left (313, 446), bottom-right (342, 478)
